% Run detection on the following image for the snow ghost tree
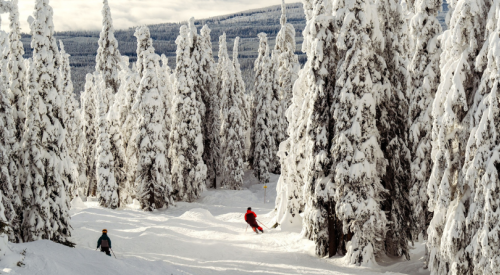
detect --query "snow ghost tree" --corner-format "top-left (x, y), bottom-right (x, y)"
top-left (156, 55), bottom-right (173, 187)
top-left (134, 40), bottom-right (174, 211)
top-left (124, 26), bottom-right (155, 199)
top-left (8, 0), bottom-right (27, 151)
top-left (158, 54), bottom-right (173, 145)
top-left (95, 77), bottom-right (119, 209)
top-left (219, 35), bottom-right (244, 190)
top-left (194, 24), bottom-right (219, 189)
top-left (21, 58), bottom-right (49, 242)
top-left (249, 33), bottom-right (269, 168)
top-left (0, 71), bottom-right (19, 241)
top-left (427, 0), bottom-right (488, 272)
top-left (59, 41), bottom-right (80, 198)
top-left (96, 0), bottom-right (121, 93)
top-left (275, 0), bottom-right (299, 147)
top-left (135, 25), bottom-right (153, 78)
top-left (331, 0), bottom-right (388, 265)
top-left (80, 74), bottom-right (97, 197)
top-left (121, 62), bottom-right (141, 201)
top-left (251, 36), bottom-right (275, 184)
top-left (462, 4), bottom-right (500, 272)
top-left (269, 50), bottom-right (281, 174)
top-left (233, 37), bottom-right (249, 161)
top-left (107, 78), bottom-right (127, 204)
top-left (107, 64), bottom-right (128, 206)
top-left (274, 0), bottom-right (314, 233)
top-left (21, 0), bottom-right (72, 244)
top-left (114, 56), bottom-right (139, 204)
top-left (298, 0), bottom-right (337, 258)
top-left (377, 0), bottom-right (413, 259)
top-left (408, 0), bottom-right (442, 239)
top-left (170, 25), bottom-right (207, 202)
top-left (188, 18), bottom-right (207, 131)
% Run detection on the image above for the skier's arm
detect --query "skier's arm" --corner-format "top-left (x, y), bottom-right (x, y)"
top-left (97, 237), bottom-right (101, 248)
top-left (109, 238), bottom-right (112, 249)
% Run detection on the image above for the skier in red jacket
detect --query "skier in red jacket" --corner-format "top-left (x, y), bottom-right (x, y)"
top-left (245, 207), bottom-right (264, 233)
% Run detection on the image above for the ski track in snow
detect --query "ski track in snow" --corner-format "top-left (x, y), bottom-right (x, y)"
top-left (2, 171), bottom-right (430, 275)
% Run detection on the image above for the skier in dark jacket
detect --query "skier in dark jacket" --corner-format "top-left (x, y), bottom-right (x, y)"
top-left (97, 229), bottom-right (112, 256)
top-left (245, 207), bottom-right (263, 233)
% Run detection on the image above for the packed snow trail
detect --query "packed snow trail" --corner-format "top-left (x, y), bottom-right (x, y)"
top-left (3, 172), bottom-right (429, 275)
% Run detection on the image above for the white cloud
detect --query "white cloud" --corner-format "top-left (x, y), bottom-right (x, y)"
top-left (0, 0), bottom-right (286, 33)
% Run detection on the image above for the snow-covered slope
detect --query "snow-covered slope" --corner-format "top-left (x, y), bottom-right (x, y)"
top-left (2, 171), bottom-right (429, 275)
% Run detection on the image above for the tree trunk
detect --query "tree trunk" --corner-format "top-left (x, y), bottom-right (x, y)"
top-left (328, 200), bottom-right (338, 257)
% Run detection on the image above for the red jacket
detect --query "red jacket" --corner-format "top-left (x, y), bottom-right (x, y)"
top-left (245, 210), bottom-right (259, 228)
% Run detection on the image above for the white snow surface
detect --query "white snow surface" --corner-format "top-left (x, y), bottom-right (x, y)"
top-left (2, 171), bottom-right (429, 275)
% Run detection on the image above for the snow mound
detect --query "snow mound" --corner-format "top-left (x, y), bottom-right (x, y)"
top-left (178, 208), bottom-right (217, 222)
top-left (70, 197), bottom-right (87, 210)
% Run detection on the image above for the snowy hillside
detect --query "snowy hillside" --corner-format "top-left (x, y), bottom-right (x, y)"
top-left (3, 172), bottom-right (429, 275)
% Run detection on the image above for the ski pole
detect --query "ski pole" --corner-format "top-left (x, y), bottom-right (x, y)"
top-left (110, 248), bottom-right (117, 259)
top-left (256, 219), bottom-right (270, 229)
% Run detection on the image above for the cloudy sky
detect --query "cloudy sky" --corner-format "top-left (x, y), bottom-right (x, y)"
top-left (0, 0), bottom-right (286, 33)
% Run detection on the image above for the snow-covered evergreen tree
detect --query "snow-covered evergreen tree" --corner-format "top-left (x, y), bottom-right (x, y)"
top-left (59, 40), bottom-right (80, 198)
top-left (7, 0), bottom-right (26, 149)
top-left (250, 33), bottom-right (275, 184)
top-left (275, 0), bottom-right (317, 231)
top-left (194, 25), bottom-right (219, 189)
top-left (21, 0), bottom-right (72, 244)
top-left (21, 57), bottom-right (49, 242)
top-left (377, 0), bottom-right (413, 259)
top-left (269, 50), bottom-right (281, 174)
top-left (219, 35), bottom-right (244, 190)
top-left (251, 43), bottom-right (272, 183)
top-left (0, 72), bottom-right (19, 241)
top-left (249, 33), bottom-right (269, 168)
top-left (427, 0), bottom-right (488, 272)
top-left (296, 0), bottom-right (337, 258)
top-left (106, 57), bottom-right (132, 205)
top-left (95, 77), bottom-right (119, 209)
top-left (408, 0), bottom-right (442, 239)
top-left (96, 0), bottom-right (121, 93)
top-left (158, 54), bottom-right (173, 142)
top-left (188, 18), bottom-right (207, 128)
top-left (123, 26), bottom-right (154, 199)
top-left (134, 43), bottom-right (174, 210)
top-left (170, 25), bottom-right (207, 202)
top-left (135, 26), bottom-right (152, 78)
top-left (275, 0), bottom-right (299, 147)
top-left (122, 79), bottom-right (141, 201)
top-left (462, 5), bottom-right (500, 271)
top-left (233, 37), bottom-right (249, 161)
top-left (331, 0), bottom-right (389, 265)
top-left (80, 74), bottom-right (97, 197)
top-left (115, 57), bottom-right (139, 198)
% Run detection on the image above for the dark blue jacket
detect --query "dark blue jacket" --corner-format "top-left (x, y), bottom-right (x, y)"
top-left (97, 233), bottom-right (112, 249)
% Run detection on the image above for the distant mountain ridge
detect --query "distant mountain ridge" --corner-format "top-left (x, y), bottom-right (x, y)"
top-left (18, 2), bottom-right (448, 99)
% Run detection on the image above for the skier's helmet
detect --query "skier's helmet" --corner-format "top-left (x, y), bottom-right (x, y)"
top-left (102, 229), bottom-right (108, 234)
